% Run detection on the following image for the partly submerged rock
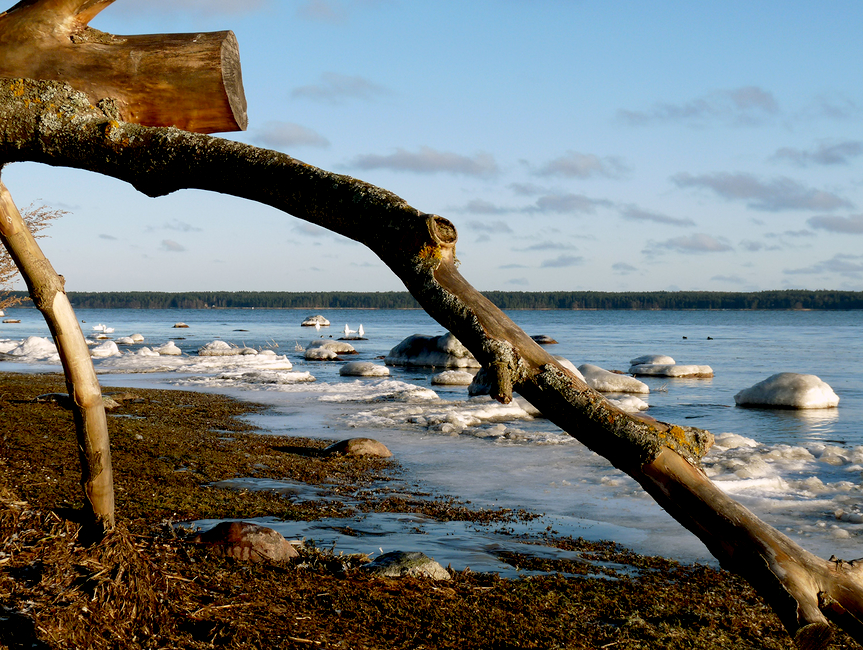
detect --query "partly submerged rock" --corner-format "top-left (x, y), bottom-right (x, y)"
top-left (531, 334), bottom-right (558, 345)
top-left (734, 373), bottom-right (839, 409)
top-left (191, 521), bottom-right (298, 562)
top-left (578, 364), bottom-right (649, 394)
top-left (340, 361), bottom-right (390, 377)
top-left (305, 347), bottom-right (339, 361)
top-left (173, 322), bottom-right (189, 328)
top-left (301, 314), bottom-right (330, 327)
top-left (630, 354), bottom-right (675, 366)
top-left (154, 341), bottom-right (182, 356)
top-left (432, 370), bottom-right (476, 386)
top-left (322, 437), bottom-right (393, 458)
top-left (198, 340), bottom-right (258, 356)
top-left (385, 333), bottom-right (480, 369)
top-left (629, 363), bottom-right (713, 378)
top-left (307, 339), bottom-right (357, 355)
top-left (362, 551), bottom-right (450, 580)
top-left (90, 340), bottom-right (120, 358)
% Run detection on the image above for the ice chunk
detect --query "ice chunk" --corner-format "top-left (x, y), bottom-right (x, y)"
top-left (385, 333), bottom-right (480, 368)
top-left (630, 354), bottom-right (675, 365)
top-left (432, 370), bottom-right (476, 385)
top-left (578, 364), bottom-right (649, 394)
top-left (607, 395), bottom-right (649, 412)
top-left (154, 341), bottom-right (182, 356)
top-left (198, 340), bottom-right (258, 356)
top-left (307, 339), bottom-right (357, 355)
top-left (553, 356), bottom-right (585, 380)
top-left (90, 340), bottom-right (120, 358)
top-left (629, 363), bottom-right (713, 378)
top-left (734, 373), bottom-right (839, 409)
top-left (340, 361), bottom-right (390, 377)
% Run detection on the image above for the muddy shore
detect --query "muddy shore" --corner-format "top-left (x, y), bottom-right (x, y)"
top-left (0, 371), bottom-right (857, 649)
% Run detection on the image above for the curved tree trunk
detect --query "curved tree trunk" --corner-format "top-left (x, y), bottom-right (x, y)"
top-left (0, 80), bottom-right (861, 647)
top-left (0, 178), bottom-right (114, 533)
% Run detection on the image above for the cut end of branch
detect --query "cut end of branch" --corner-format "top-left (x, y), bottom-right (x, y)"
top-left (794, 621), bottom-right (834, 650)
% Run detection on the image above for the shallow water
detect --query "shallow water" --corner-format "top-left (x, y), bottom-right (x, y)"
top-left (2, 306), bottom-right (861, 567)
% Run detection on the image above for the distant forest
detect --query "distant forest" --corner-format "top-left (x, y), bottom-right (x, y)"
top-left (5, 290), bottom-right (863, 310)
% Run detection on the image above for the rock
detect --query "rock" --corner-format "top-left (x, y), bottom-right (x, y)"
top-left (607, 395), bottom-right (649, 412)
top-left (578, 364), bottom-right (649, 394)
top-left (734, 373), bottom-right (839, 409)
top-left (531, 334), bottom-right (558, 345)
top-left (339, 361), bottom-right (390, 377)
top-left (307, 339), bottom-right (358, 355)
top-left (385, 333), bottom-right (480, 369)
top-left (198, 340), bottom-right (258, 356)
top-left (362, 551), bottom-right (450, 580)
top-left (553, 356), bottom-right (585, 380)
top-left (173, 322), bottom-right (189, 328)
top-left (154, 341), bottom-right (182, 356)
top-left (90, 340), bottom-right (120, 358)
top-left (305, 347), bottom-right (339, 361)
top-left (322, 438), bottom-right (393, 458)
top-left (629, 363), bottom-right (713, 378)
top-left (432, 370), bottom-right (476, 386)
top-left (630, 354), bottom-right (675, 366)
top-left (130, 333), bottom-right (145, 342)
top-left (115, 336), bottom-right (137, 345)
top-left (191, 521), bottom-right (299, 562)
top-left (301, 314), bottom-right (330, 327)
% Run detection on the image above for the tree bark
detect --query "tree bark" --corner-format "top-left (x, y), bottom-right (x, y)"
top-left (0, 79), bottom-right (861, 647)
top-left (0, 177), bottom-right (114, 533)
top-left (0, 0), bottom-right (247, 133)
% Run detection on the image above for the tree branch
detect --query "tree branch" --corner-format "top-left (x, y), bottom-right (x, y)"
top-left (0, 78), bottom-right (861, 647)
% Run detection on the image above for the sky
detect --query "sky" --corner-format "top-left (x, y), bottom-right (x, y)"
top-left (4, 0), bottom-right (863, 293)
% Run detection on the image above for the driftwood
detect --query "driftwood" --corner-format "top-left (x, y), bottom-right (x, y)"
top-left (0, 79), bottom-right (860, 647)
top-left (0, 0), bottom-right (247, 133)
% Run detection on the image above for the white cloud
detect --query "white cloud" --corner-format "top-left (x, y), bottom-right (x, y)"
top-left (807, 214), bottom-right (863, 234)
top-left (527, 193), bottom-right (612, 215)
top-left (672, 172), bottom-right (852, 212)
top-left (161, 240), bottom-right (186, 252)
top-left (650, 233), bottom-right (733, 254)
top-left (619, 206), bottom-right (694, 227)
top-left (253, 121), bottom-right (330, 149)
top-left (784, 254), bottom-right (863, 279)
top-left (536, 151), bottom-right (629, 179)
top-left (619, 86), bottom-right (779, 126)
top-left (772, 140), bottom-right (863, 166)
top-left (291, 73), bottom-right (389, 104)
top-left (612, 262), bottom-right (637, 273)
top-left (540, 254), bottom-right (584, 268)
top-left (467, 220), bottom-right (513, 234)
top-left (351, 147), bottom-right (498, 177)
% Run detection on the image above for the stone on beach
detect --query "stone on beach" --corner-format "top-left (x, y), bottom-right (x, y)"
top-left (734, 373), bottom-right (839, 409)
top-left (191, 521), bottom-right (299, 562)
top-left (578, 363), bottom-right (649, 394)
top-left (432, 370), bottom-right (476, 386)
top-left (362, 551), bottom-right (450, 580)
top-left (340, 361), bottom-right (390, 377)
top-left (322, 437), bottom-right (393, 458)
top-left (385, 333), bottom-right (480, 369)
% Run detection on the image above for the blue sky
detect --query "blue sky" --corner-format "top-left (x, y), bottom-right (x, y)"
top-left (5, 0), bottom-right (863, 292)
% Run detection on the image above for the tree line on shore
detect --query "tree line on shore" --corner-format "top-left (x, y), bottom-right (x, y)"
top-left (5, 289), bottom-right (863, 310)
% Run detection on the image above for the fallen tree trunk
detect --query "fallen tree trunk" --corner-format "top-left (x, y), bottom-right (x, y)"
top-left (0, 179), bottom-right (114, 533)
top-left (0, 79), bottom-right (861, 647)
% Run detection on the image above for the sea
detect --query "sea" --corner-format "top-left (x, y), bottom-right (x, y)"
top-left (1, 307), bottom-right (861, 574)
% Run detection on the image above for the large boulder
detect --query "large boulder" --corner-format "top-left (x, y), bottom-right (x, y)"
top-left (154, 341), bottom-right (182, 356)
top-left (191, 521), bottom-right (299, 562)
top-left (734, 373), bottom-right (839, 409)
top-left (307, 339), bottom-right (357, 354)
top-left (90, 340), bottom-right (120, 358)
top-left (385, 333), bottom-right (480, 369)
top-left (630, 354), bottom-right (675, 365)
top-left (578, 364), bottom-right (649, 394)
top-left (432, 370), bottom-right (476, 386)
top-left (301, 314), bottom-right (330, 327)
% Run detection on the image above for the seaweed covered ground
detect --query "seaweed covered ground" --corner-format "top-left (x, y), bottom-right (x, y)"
top-left (0, 371), bottom-right (859, 649)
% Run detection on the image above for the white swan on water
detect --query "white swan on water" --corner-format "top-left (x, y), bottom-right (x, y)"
top-left (358, 324), bottom-right (364, 338)
top-left (344, 323), bottom-right (357, 338)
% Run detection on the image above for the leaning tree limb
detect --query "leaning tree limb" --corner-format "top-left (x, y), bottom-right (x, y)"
top-left (0, 178), bottom-right (114, 532)
top-left (1, 80), bottom-right (861, 648)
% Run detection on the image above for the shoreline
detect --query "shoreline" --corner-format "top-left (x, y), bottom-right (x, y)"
top-left (0, 370), bottom-right (850, 649)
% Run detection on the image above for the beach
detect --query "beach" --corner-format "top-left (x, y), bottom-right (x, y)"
top-left (3, 370), bottom-right (858, 649)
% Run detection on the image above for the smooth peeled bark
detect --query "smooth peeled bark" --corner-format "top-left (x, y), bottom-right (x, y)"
top-left (0, 178), bottom-right (114, 532)
top-left (0, 80), bottom-right (861, 648)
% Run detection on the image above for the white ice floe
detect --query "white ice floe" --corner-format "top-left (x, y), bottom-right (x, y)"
top-left (606, 395), bottom-right (649, 412)
top-left (90, 340), bottom-right (121, 358)
top-left (320, 378), bottom-right (439, 403)
top-left (630, 354), bottom-right (675, 365)
top-left (154, 341), bottom-right (182, 356)
top-left (96, 348), bottom-right (295, 374)
top-left (432, 370), bottom-right (476, 386)
top-left (175, 368), bottom-right (315, 389)
top-left (629, 363), bottom-right (714, 378)
top-left (340, 361), bottom-right (390, 377)
top-left (553, 356), bottom-right (585, 380)
top-left (198, 340), bottom-right (258, 356)
top-left (301, 315), bottom-right (330, 327)
top-left (578, 364), bottom-right (649, 394)
top-left (385, 333), bottom-right (480, 369)
top-left (0, 336), bottom-right (59, 362)
top-left (129, 346), bottom-right (160, 357)
top-left (734, 373), bottom-right (840, 409)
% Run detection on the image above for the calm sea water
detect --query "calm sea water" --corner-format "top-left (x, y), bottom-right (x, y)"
top-left (2, 307), bottom-right (861, 566)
